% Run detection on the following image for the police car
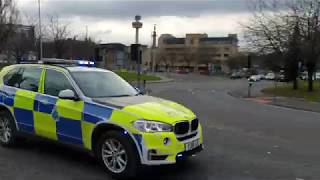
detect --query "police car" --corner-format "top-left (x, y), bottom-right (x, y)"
top-left (0, 59), bottom-right (203, 179)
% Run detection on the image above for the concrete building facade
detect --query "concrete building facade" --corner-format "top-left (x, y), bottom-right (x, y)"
top-left (156, 33), bottom-right (239, 73)
top-left (95, 43), bottom-right (150, 71)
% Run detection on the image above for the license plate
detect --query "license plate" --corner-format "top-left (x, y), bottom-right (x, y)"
top-left (185, 139), bottom-right (200, 151)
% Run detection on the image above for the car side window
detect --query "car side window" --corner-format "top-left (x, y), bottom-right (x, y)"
top-left (44, 69), bottom-right (74, 97)
top-left (19, 67), bottom-right (43, 92)
top-left (4, 67), bottom-right (42, 92)
top-left (3, 68), bottom-right (23, 87)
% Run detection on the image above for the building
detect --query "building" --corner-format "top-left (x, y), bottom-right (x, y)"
top-left (95, 43), bottom-right (129, 70)
top-left (95, 43), bottom-right (150, 71)
top-left (0, 24), bottom-right (36, 63)
top-left (156, 33), bottom-right (239, 73)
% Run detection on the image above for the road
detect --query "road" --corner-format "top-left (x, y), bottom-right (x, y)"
top-left (1, 74), bottom-right (320, 180)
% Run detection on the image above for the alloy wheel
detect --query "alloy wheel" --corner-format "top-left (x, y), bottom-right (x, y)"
top-left (101, 138), bottom-right (128, 173)
top-left (0, 116), bottom-right (11, 143)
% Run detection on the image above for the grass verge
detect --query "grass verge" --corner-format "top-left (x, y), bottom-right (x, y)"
top-left (115, 71), bottom-right (161, 82)
top-left (262, 81), bottom-right (320, 102)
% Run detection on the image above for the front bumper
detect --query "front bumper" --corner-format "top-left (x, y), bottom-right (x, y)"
top-left (136, 125), bottom-right (203, 165)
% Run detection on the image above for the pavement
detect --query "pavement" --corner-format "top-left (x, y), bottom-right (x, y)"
top-left (1, 73), bottom-right (320, 180)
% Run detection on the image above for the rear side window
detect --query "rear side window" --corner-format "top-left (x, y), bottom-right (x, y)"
top-left (4, 67), bottom-right (42, 92)
top-left (19, 67), bottom-right (42, 92)
top-left (44, 69), bottom-right (74, 97)
top-left (4, 68), bottom-right (23, 87)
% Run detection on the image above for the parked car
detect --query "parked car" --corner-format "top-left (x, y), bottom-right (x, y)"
top-left (175, 69), bottom-right (188, 74)
top-left (300, 71), bottom-right (308, 80)
top-left (248, 75), bottom-right (261, 82)
top-left (257, 74), bottom-right (265, 80)
top-left (265, 72), bottom-right (276, 80)
top-left (277, 73), bottom-right (286, 82)
top-left (316, 72), bottom-right (320, 80)
top-left (299, 71), bottom-right (320, 80)
top-left (230, 72), bottom-right (242, 79)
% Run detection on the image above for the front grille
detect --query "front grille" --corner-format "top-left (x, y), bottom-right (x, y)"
top-left (191, 119), bottom-right (199, 131)
top-left (174, 121), bottom-right (189, 135)
top-left (177, 132), bottom-right (198, 141)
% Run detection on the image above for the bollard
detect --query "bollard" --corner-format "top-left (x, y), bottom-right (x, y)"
top-left (143, 80), bottom-right (146, 94)
top-left (248, 81), bottom-right (253, 98)
top-left (273, 80), bottom-right (277, 102)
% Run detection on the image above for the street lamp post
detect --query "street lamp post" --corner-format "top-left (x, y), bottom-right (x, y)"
top-left (132, 15), bottom-right (143, 89)
top-left (38, 0), bottom-right (43, 60)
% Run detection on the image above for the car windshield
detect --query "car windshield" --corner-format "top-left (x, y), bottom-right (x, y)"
top-left (71, 71), bottom-right (138, 98)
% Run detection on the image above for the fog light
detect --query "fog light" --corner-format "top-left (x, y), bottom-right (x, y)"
top-left (163, 137), bottom-right (170, 145)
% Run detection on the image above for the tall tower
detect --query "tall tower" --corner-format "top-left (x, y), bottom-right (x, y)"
top-left (151, 24), bottom-right (157, 72)
top-left (152, 25), bottom-right (157, 48)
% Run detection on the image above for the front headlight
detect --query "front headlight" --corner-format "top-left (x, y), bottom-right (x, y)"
top-left (133, 120), bottom-right (173, 133)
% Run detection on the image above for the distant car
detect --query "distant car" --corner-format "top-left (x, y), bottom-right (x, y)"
top-left (199, 69), bottom-right (209, 75)
top-left (316, 72), bottom-right (320, 80)
top-left (175, 69), bottom-right (188, 74)
top-left (300, 72), bottom-right (316, 80)
top-left (248, 75), bottom-right (261, 82)
top-left (277, 73), bottom-right (286, 82)
top-left (300, 72), bottom-right (308, 80)
top-left (258, 74), bottom-right (265, 80)
top-left (230, 72), bottom-right (242, 79)
top-left (265, 72), bottom-right (275, 80)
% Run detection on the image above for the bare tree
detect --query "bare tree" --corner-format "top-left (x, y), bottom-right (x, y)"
top-left (0, 0), bottom-right (18, 48)
top-left (295, 0), bottom-right (320, 91)
top-left (227, 53), bottom-right (248, 70)
top-left (243, 0), bottom-right (290, 55)
top-left (183, 47), bottom-right (197, 69)
top-left (243, 0), bottom-right (320, 91)
top-left (46, 15), bottom-right (70, 58)
top-left (285, 20), bottom-right (301, 90)
top-left (167, 51), bottom-right (177, 70)
top-left (7, 26), bottom-right (35, 63)
top-left (197, 46), bottom-right (218, 66)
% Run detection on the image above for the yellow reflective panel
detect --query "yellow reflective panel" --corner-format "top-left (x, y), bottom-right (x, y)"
top-left (38, 69), bottom-right (46, 93)
top-left (122, 102), bottom-right (196, 124)
top-left (14, 90), bottom-right (37, 110)
top-left (81, 121), bottom-right (95, 150)
top-left (109, 109), bottom-right (140, 133)
top-left (56, 99), bottom-right (84, 120)
top-left (34, 112), bottom-right (58, 140)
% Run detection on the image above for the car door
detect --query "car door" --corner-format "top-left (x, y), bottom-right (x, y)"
top-left (13, 66), bottom-right (43, 133)
top-left (39, 68), bottom-right (84, 145)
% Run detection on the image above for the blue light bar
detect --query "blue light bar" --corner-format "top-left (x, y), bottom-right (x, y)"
top-left (76, 60), bottom-right (95, 67)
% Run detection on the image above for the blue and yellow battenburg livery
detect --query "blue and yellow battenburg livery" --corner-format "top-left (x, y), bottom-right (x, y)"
top-left (0, 60), bottom-right (203, 178)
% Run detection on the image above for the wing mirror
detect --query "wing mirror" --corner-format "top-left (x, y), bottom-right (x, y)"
top-left (135, 87), bottom-right (144, 95)
top-left (58, 89), bottom-right (79, 101)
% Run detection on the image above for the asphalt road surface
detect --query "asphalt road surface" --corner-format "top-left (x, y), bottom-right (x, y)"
top-left (1, 74), bottom-right (319, 180)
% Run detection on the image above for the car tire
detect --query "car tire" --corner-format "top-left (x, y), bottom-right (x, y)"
top-left (0, 109), bottom-right (17, 147)
top-left (95, 131), bottom-right (141, 179)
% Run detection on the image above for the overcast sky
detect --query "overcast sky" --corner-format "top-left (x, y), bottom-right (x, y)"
top-left (17, 0), bottom-right (252, 46)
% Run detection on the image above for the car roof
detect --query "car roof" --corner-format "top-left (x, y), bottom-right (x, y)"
top-left (5, 64), bottom-right (111, 73)
top-left (66, 66), bottom-right (112, 73)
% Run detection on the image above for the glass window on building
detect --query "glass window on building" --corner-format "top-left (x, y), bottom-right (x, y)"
top-left (116, 51), bottom-right (125, 66)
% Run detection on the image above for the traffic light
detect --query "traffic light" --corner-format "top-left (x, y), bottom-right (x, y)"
top-left (131, 44), bottom-right (141, 64)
